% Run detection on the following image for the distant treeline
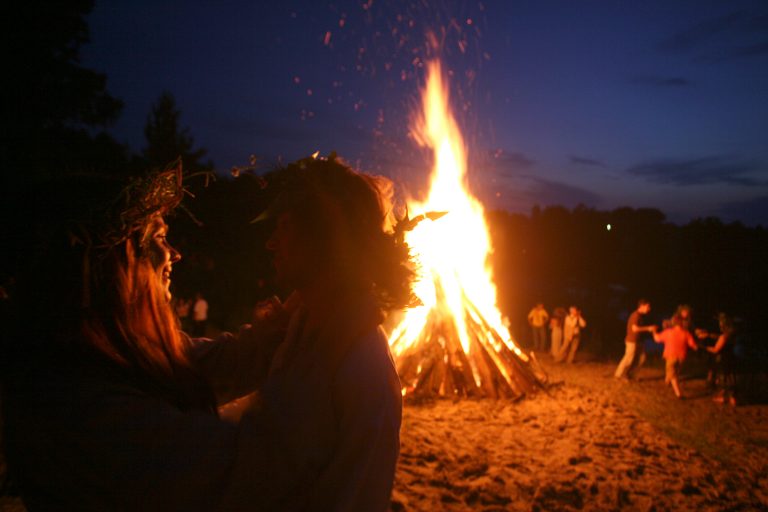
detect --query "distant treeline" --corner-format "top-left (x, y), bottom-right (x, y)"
top-left (487, 205), bottom-right (768, 357)
top-left (162, 176), bottom-right (767, 362)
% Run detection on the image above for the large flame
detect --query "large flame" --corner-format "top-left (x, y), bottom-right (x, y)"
top-left (388, 60), bottom-right (535, 398)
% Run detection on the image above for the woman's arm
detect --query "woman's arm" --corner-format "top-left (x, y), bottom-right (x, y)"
top-left (707, 333), bottom-right (729, 354)
top-left (188, 321), bottom-right (285, 405)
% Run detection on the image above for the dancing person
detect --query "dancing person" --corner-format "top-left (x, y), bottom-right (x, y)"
top-left (653, 314), bottom-right (699, 399)
top-left (614, 299), bottom-right (655, 380)
top-left (549, 307), bottom-right (566, 358)
top-left (254, 154), bottom-right (410, 511)
top-left (527, 303), bottom-right (549, 351)
top-left (703, 313), bottom-right (737, 406)
top-left (556, 306), bottom-right (586, 363)
top-left (1, 166), bottom-right (303, 510)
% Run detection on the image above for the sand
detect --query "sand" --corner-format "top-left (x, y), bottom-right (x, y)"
top-left (392, 359), bottom-right (768, 511)
top-left (2, 359), bottom-right (766, 512)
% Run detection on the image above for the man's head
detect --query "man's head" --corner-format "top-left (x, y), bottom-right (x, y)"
top-left (569, 306), bottom-right (579, 317)
top-left (263, 155), bottom-right (412, 309)
top-left (637, 299), bottom-right (651, 315)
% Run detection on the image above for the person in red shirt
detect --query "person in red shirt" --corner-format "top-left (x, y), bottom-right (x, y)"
top-left (653, 315), bottom-right (699, 398)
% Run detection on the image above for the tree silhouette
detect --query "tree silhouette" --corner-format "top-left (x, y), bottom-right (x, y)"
top-left (143, 92), bottom-right (213, 172)
top-left (1, 0), bottom-right (132, 280)
top-left (0, 0), bottom-right (126, 180)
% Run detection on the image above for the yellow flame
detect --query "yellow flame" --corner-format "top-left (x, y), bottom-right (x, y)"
top-left (389, 60), bottom-right (525, 367)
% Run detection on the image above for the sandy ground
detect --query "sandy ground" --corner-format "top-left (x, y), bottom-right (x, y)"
top-left (2, 358), bottom-right (766, 512)
top-left (391, 357), bottom-right (768, 511)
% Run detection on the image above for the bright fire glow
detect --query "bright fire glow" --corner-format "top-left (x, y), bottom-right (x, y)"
top-left (388, 60), bottom-right (528, 396)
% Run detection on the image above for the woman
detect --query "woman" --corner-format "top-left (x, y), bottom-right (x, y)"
top-left (255, 155), bottom-right (411, 511)
top-left (705, 313), bottom-right (737, 406)
top-left (2, 166), bottom-right (300, 510)
top-left (653, 314), bottom-right (699, 399)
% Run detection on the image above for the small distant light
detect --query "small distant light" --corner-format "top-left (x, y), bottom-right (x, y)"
top-left (606, 224), bottom-right (612, 231)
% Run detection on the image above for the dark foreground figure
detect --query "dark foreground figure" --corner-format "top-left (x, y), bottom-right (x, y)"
top-left (1, 157), bottom-right (409, 511)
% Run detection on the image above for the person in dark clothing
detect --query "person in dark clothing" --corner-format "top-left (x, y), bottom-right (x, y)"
top-left (703, 313), bottom-right (738, 406)
top-left (614, 299), bottom-right (656, 380)
top-left (254, 155), bottom-right (411, 511)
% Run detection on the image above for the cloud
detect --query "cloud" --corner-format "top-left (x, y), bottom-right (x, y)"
top-left (705, 41), bottom-right (768, 62)
top-left (480, 172), bottom-right (601, 211)
top-left (659, 9), bottom-right (768, 62)
top-left (526, 176), bottom-right (602, 208)
top-left (629, 75), bottom-right (692, 87)
top-left (569, 156), bottom-right (606, 167)
top-left (626, 156), bottom-right (768, 187)
top-left (718, 195), bottom-right (768, 227)
top-left (489, 150), bottom-right (535, 169)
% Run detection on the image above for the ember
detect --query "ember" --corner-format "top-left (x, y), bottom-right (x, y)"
top-left (388, 60), bottom-right (546, 398)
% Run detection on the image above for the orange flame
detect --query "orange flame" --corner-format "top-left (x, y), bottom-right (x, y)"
top-left (388, 60), bottom-right (529, 396)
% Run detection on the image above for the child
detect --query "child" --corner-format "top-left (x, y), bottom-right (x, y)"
top-left (653, 316), bottom-right (698, 398)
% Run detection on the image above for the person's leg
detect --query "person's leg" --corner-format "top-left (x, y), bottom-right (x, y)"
top-left (535, 326), bottom-right (546, 351)
top-left (567, 336), bottom-right (580, 363)
top-left (550, 330), bottom-right (561, 357)
top-left (667, 359), bottom-right (682, 398)
top-left (554, 338), bottom-right (569, 363)
top-left (628, 343), bottom-right (646, 379)
top-left (671, 377), bottom-right (682, 398)
top-left (614, 342), bottom-right (636, 378)
top-left (664, 358), bottom-right (673, 386)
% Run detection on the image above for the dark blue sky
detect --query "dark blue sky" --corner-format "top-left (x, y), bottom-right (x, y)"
top-left (83, 0), bottom-right (768, 225)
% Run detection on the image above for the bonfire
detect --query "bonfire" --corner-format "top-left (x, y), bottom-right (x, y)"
top-left (388, 60), bottom-right (546, 399)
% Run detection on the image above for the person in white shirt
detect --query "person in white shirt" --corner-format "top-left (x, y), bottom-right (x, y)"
top-left (192, 292), bottom-right (208, 337)
top-left (556, 306), bottom-right (586, 363)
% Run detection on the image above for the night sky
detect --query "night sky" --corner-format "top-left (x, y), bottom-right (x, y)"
top-left (82, 1), bottom-right (768, 225)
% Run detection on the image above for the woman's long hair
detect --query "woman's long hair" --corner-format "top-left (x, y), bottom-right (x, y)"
top-left (5, 176), bottom-right (213, 412)
top-left (76, 220), bottom-right (211, 408)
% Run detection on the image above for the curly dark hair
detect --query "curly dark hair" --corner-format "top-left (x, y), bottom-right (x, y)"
top-left (263, 155), bottom-right (414, 310)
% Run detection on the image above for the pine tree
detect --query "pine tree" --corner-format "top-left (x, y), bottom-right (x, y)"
top-left (143, 92), bottom-right (213, 172)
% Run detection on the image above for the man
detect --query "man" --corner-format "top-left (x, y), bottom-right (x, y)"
top-left (527, 303), bottom-right (549, 351)
top-left (556, 306), bottom-right (586, 364)
top-left (256, 155), bottom-right (407, 510)
top-left (614, 299), bottom-right (656, 380)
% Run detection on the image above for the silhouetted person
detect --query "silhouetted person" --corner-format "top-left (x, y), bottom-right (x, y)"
top-left (528, 303), bottom-right (549, 351)
top-left (549, 307), bottom-right (566, 357)
top-left (192, 292), bottom-right (208, 337)
top-left (615, 299), bottom-right (656, 380)
top-left (256, 155), bottom-right (410, 511)
top-left (705, 313), bottom-right (737, 406)
top-left (557, 306), bottom-right (586, 363)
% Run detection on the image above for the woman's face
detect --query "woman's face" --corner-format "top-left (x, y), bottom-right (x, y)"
top-left (145, 217), bottom-right (181, 302)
